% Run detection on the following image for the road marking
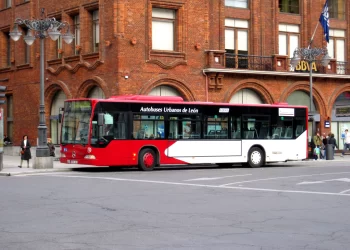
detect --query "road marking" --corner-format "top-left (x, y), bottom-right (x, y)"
top-left (340, 189), bottom-right (350, 194)
top-left (25, 174), bottom-right (350, 197)
top-left (297, 181), bottom-right (325, 185)
top-left (220, 172), bottom-right (350, 186)
top-left (185, 174), bottom-right (252, 181)
top-left (297, 178), bottom-right (350, 185)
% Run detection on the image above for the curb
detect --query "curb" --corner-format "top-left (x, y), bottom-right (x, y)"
top-left (0, 168), bottom-right (71, 177)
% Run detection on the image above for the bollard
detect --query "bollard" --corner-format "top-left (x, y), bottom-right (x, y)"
top-left (326, 144), bottom-right (334, 160)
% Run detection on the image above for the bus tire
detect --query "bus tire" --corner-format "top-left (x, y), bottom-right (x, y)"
top-left (248, 147), bottom-right (264, 168)
top-left (138, 148), bottom-right (156, 171)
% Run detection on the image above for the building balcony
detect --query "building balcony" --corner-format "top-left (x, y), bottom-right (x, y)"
top-left (205, 50), bottom-right (350, 79)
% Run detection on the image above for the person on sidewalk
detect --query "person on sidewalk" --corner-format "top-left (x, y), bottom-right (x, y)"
top-left (18, 135), bottom-right (31, 168)
top-left (313, 132), bottom-right (322, 148)
top-left (321, 133), bottom-right (328, 159)
top-left (313, 145), bottom-right (321, 160)
top-left (341, 129), bottom-right (350, 157)
top-left (4, 135), bottom-right (12, 145)
top-left (47, 138), bottom-right (55, 157)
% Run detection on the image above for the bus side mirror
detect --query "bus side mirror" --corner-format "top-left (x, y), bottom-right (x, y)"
top-left (98, 113), bottom-right (104, 126)
top-left (58, 114), bottom-right (62, 123)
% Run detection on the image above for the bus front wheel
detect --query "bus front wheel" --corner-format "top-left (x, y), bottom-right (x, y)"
top-left (248, 147), bottom-right (264, 168)
top-left (138, 148), bottom-right (156, 171)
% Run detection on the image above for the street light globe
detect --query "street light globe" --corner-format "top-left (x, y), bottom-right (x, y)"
top-left (48, 30), bottom-right (61, 41)
top-left (321, 53), bottom-right (331, 67)
top-left (9, 25), bottom-right (22, 41)
top-left (24, 30), bottom-right (36, 46)
top-left (290, 54), bottom-right (300, 67)
top-left (62, 32), bottom-right (74, 44)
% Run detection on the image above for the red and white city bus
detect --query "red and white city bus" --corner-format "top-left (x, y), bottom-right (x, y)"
top-left (60, 95), bottom-right (308, 170)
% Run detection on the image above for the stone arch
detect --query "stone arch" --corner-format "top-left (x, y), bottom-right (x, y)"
top-left (223, 79), bottom-right (274, 103)
top-left (76, 76), bottom-right (110, 98)
top-left (45, 81), bottom-right (72, 143)
top-left (139, 77), bottom-right (196, 101)
top-left (327, 83), bottom-right (350, 114)
top-left (45, 80), bottom-right (72, 114)
top-left (279, 81), bottom-right (327, 117)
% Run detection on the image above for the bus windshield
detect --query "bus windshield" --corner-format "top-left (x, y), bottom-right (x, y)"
top-left (61, 100), bottom-right (92, 144)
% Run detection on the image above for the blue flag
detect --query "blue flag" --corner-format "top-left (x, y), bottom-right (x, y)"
top-left (319, 0), bottom-right (329, 43)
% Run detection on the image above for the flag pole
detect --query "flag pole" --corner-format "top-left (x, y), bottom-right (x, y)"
top-left (308, 22), bottom-right (320, 49)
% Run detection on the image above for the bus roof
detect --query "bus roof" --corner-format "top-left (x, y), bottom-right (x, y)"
top-left (65, 95), bottom-right (308, 109)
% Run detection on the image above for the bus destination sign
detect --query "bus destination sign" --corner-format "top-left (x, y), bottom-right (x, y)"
top-left (140, 106), bottom-right (199, 114)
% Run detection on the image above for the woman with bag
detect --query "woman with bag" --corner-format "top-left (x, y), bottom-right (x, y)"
top-left (18, 135), bottom-right (31, 168)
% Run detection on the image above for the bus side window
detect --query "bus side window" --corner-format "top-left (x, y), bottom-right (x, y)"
top-left (296, 125), bottom-right (303, 137)
top-left (231, 116), bottom-right (241, 139)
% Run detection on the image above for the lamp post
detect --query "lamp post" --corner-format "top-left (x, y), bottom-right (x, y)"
top-left (290, 47), bottom-right (331, 113)
top-left (9, 8), bottom-right (73, 168)
top-left (290, 46), bottom-right (331, 158)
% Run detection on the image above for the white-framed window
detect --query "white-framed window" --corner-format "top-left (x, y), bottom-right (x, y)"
top-left (73, 15), bottom-right (80, 55)
top-left (328, 29), bottom-right (346, 74)
top-left (225, 0), bottom-right (248, 8)
top-left (152, 8), bottom-right (175, 51)
top-left (92, 10), bottom-right (99, 52)
top-left (225, 19), bottom-right (249, 69)
top-left (279, 24), bottom-right (299, 57)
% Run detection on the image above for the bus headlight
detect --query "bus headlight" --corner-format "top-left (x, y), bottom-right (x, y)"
top-left (84, 155), bottom-right (96, 160)
top-left (61, 153), bottom-right (66, 158)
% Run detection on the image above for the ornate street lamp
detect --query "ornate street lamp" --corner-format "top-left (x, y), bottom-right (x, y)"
top-left (290, 47), bottom-right (331, 113)
top-left (9, 8), bottom-right (74, 168)
top-left (290, 46), bottom-right (331, 158)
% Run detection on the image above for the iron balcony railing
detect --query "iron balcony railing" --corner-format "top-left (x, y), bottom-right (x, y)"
top-left (225, 53), bottom-right (273, 71)
top-left (225, 53), bottom-right (350, 75)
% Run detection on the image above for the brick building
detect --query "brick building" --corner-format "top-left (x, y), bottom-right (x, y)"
top-left (0, 0), bottom-right (350, 149)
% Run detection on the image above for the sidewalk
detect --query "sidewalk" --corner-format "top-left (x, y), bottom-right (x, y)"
top-left (305, 153), bottom-right (350, 162)
top-left (0, 154), bottom-right (72, 176)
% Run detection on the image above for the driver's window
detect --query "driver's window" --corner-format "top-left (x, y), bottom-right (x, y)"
top-left (91, 112), bottom-right (127, 145)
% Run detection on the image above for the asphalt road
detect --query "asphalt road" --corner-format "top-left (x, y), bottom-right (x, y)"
top-left (1, 161), bottom-right (350, 250)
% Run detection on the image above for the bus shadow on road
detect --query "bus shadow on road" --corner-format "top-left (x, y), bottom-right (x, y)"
top-left (70, 162), bottom-right (308, 173)
top-left (70, 164), bottom-right (255, 173)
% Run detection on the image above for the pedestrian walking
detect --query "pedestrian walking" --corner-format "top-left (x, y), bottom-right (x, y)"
top-left (341, 129), bottom-right (350, 157)
top-left (18, 135), bottom-right (31, 168)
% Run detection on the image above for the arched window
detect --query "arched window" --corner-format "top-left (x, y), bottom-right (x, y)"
top-left (229, 89), bottom-right (263, 104)
top-left (87, 86), bottom-right (105, 98)
top-left (287, 90), bottom-right (316, 111)
top-left (50, 91), bottom-right (67, 144)
top-left (149, 85), bottom-right (181, 96)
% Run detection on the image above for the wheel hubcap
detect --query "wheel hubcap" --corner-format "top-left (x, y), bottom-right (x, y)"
top-left (143, 153), bottom-right (154, 168)
top-left (251, 151), bottom-right (261, 165)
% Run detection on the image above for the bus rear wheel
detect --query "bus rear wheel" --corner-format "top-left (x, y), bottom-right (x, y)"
top-left (248, 147), bottom-right (264, 168)
top-left (138, 148), bottom-right (156, 171)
